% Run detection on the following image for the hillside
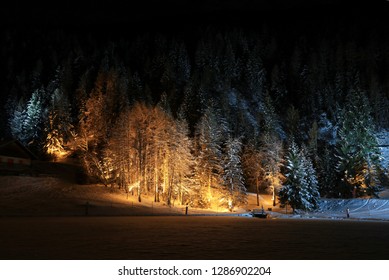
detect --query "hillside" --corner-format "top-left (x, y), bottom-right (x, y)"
top-left (0, 175), bottom-right (244, 217)
top-left (1, 172), bottom-right (389, 221)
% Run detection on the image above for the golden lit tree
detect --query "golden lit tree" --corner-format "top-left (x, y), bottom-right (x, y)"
top-left (44, 111), bottom-right (66, 160)
top-left (106, 102), bottom-right (194, 205)
top-left (260, 133), bottom-right (284, 206)
top-left (194, 106), bottom-right (227, 208)
top-left (242, 144), bottom-right (265, 206)
top-left (223, 137), bottom-right (246, 211)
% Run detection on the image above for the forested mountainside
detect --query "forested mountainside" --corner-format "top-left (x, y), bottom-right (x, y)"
top-left (1, 1), bottom-right (388, 211)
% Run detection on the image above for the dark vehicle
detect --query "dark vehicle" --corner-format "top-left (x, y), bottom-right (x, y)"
top-left (251, 208), bottom-right (268, 218)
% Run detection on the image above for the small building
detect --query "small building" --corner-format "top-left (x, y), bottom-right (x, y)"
top-left (0, 139), bottom-right (37, 172)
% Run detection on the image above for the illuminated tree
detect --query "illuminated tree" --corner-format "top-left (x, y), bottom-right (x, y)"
top-left (242, 144), bottom-right (265, 206)
top-left (150, 103), bottom-right (174, 204)
top-left (335, 90), bottom-right (382, 197)
top-left (260, 133), bottom-right (284, 207)
top-left (44, 82), bottom-right (74, 159)
top-left (105, 102), bottom-right (194, 205)
top-left (76, 84), bottom-right (106, 179)
top-left (194, 106), bottom-right (226, 208)
top-left (23, 88), bottom-right (45, 146)
top-left (223, 137), bottom-right (246, 211)
top-left (279, 142), bottom-right (320, 212)
top-left (127, 103), bottom-right (151, 202)
top-left (44, 111), bottom-right (66, 159)
top-left (106, 107), bottom-right (135, 192)
top-left (171, 116), bottom-right (195, 205)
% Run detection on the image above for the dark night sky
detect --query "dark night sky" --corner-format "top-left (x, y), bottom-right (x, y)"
top-left (2, 0), bottom-right (389, 27)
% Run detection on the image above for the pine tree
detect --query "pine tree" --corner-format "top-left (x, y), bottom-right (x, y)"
top-left (44, 83), bottom-right (74, 159)
top-left (308, 120), bottom-right (319, 163)
top-left (244, 46), bottom-right (266, 100)
top-left (223, 137), bottom-right (246, 211)
top-left (23, 88), bottom-right (45, 146)
top-left (317, 146), bottom-right (337, 197)
top-left (279, 142), bottom-right (320, 212)
top-left (242, 144), bottom-right (264, 206)
top-left (270, 63), bottom-right (288, 109)
top-left (76, 74), bottom-right (111, 184)
top-left (335, 90), bottom-right (382, 197)
top-left (261, 93), bottom-right (285, 140)
top-left (9, 100), bottom-right (26, 143)
top-left (302, 150), bottom-right (320, 208)
top-left (43, 111), bottom-right (66, 159)
top-left (260, 133), bottom-right (284, 206)
top-left (194, 106), bottom-right (226, 208)
top-left (285, 105), bottom-right (300, 141)
top-left (170, 116), bottom-right (195, 206)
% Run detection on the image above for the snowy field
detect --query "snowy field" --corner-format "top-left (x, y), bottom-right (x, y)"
top-left (1, 176), bottom-right (389, 221)
top-left (267, 197), bottom-right (389, 222)
top-left (1, 175), bottom-right (389, 260)
top-left (0, 176), bottom-right (233, 217)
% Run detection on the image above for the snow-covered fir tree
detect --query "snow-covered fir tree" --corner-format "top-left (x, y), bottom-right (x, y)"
top-left (279, 142), bottom-right (320, 212)
top-left (317, 146), bottom-right (337, 196)
top-left (260, 93), bottom-right (284, 140)
top-left (194, 105), bottom-right (227, 208)
top-left (170, 114), bottom-right (195, 206)
top-left (302, 150), bottom-right (320, 208)
top-left (9, 100), bottom-right (26, 143)
top-left (43, 111), bottom-right (66, 159)
top-left (23, 88), bottom-right (45, 146)
top-left (260, 132), bottom-right (284, 206)
top-left (336, 89), bottom-right (383, 197)
top-left (223, 137), bottom-right (246, 211)
top-left (242, 144), bottom-right (264, 206)
top-left (44, 86), bottom-right (74, 159)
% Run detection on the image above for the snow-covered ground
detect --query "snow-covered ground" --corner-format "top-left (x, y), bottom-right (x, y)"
top-left (0, 176), bottom-right (231, 217)
top-left (1, 175), bottom-right (389, 221)
top-left (247, 193), bottom-right (389, 222)
top-left (249, 190), bottom-right (389, 221)
top-left (268, 198), bottom-right (389, 221)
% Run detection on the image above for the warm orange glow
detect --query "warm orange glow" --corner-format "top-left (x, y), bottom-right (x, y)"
top-left (46, 146), bottom-right (68, 160)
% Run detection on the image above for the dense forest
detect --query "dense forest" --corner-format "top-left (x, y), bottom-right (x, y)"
top-left (1, 2), bottom-right (389, 211)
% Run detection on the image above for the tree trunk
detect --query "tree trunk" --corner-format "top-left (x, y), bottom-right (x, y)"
top-left (138, 188), bottom-right (142, 202)
top-left (167, 183), bottom-right (172, 206)
top-left (154, 152), bottom-right (159, 202)
top-left (208, 175), bottom-right (212, 202)
top-left (167, 168), bottom-right (175, 206)
top-left (256, 177), bottom-right (260, 206)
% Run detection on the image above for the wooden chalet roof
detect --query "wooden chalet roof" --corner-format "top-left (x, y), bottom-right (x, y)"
top-left (0, 139), bottom-right (37, 160)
